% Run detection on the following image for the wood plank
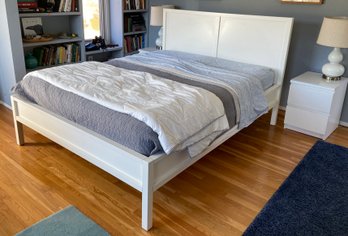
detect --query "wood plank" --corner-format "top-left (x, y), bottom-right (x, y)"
top-left (0, 104), bottom-right (347, 235)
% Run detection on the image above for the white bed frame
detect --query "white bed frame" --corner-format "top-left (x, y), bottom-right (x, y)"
top-left (11, 10), bottom-right (293, 231)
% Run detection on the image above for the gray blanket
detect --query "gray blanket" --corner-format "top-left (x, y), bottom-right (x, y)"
top-left (12, 56), bottom-right (238, 156)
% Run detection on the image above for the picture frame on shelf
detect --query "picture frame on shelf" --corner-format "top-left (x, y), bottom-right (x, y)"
top-left (281, 0), bottom-right (323, 4)
top-left (21, 17), bottom-right (43, 37)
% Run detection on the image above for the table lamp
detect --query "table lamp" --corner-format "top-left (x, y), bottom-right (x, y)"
top-left (317, 17), bottom-right (348, 80)
top-left (150, 5), bottom-right (175, 49)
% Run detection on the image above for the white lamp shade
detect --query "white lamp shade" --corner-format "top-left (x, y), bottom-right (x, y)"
top-left (317, 17), bottom-right (348, 48)
top-left (150, 5), bottom-right (175, 26)
top-left (150, 6), bottom-right (163, 26)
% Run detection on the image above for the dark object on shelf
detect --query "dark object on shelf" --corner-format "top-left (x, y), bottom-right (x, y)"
top-left (85, 36), bottom-right (107, 51)
top-left (46, 0), bottom-right (55, 12)
top-left (23, 35), bottom-right (54, 43)
top-left (107, 44), bottom-right (119, 48)
top-left (58, 32), bottom-right (78, 39)
top-left (38, 0), bottom-right (55, 12)
top-left (25, 24), bottom-right (43, 35)
top-left (85, 43), bottom-right (99, 52)
top-left (25, 53), bottom-right (38, 69)
top-left (92, 36), bottom-right (107, 49)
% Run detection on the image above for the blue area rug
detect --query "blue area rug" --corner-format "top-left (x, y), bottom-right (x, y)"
top-left (16, 206), bottom-right (109, 236)
top-left (244, 141), bottom-right (348, 236)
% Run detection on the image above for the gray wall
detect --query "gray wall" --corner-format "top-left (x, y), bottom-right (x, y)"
top-left (149, 0), bottom-right (348, 123)
top-left (0, 0), bottom-right (26, 106)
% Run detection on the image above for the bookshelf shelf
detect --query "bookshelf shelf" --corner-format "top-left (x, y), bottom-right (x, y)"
top-left (124, 31), bottom-right (147, 36)
top-left (23, 37), bottom-right (82, 48)
top-left (19, 12), bottom-right (81, 18)
top-left (85, 47), bottom-right (123, 56)
top-left (124, 9), bottom-right (147, 13)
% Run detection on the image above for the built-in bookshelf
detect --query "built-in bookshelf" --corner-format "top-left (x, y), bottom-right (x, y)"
top-left (17, 0), bottom-right (85, 72)
top-left (111, 0), bottom-right (148, 56)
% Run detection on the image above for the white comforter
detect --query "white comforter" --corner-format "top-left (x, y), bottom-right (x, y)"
top-left (25, 62), bottom-right (229, 156)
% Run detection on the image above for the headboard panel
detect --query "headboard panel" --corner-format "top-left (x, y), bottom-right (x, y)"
top-left (217, 15), bottom-right (293, 85)
top-left (162, 9), bottom-right (293, 86)
top-left (163, 10), bottom-right (221, 57)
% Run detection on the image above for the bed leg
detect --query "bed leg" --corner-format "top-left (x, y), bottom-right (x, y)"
top-left (14, 121), bottom-right (25, 145)
top-left (11, 98), bottom-right (25, 145)
top-left (141, 162), bottom-right (154, 231)
top-left (270, 105), bottom-right (279, 126)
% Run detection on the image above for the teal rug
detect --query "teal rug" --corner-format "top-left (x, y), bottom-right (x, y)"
top-left (16, 206), bottom-right (109, 236)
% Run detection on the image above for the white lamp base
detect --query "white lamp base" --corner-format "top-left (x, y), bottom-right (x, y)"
top-left (155, 27), bottom-right (163, 50)
top-left (322, 47), bottom-right (345, 80)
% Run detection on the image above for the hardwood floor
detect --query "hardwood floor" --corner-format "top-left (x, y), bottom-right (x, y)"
top-left (1, 104), bottom-right (347, 235)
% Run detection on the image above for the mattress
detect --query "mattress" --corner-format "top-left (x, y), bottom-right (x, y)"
top-left (115, 50), bottom-right (276, 90)
top-left (12, 51), bottom-right (273, 156)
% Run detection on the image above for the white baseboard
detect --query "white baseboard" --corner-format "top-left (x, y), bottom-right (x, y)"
top-left (0, 100), bottom-right (12, 110)
top-left (340, 121), bottom-right (348, 127)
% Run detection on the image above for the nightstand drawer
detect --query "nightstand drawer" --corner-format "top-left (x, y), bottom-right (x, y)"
top-left (287, 84), bottom-right (333, 113)
top-left (285, 106), bottom-right (328, 135)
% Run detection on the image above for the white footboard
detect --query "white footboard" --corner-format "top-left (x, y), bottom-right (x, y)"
top-left (10, 95), bottom-right (240, 230)
top-left (11, 95), bottom-right (156, 229)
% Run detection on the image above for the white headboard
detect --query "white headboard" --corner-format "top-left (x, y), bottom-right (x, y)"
top-left (162, 9), bottom-right (293, 86)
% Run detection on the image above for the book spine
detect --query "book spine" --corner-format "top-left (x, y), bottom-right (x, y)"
top-left (71, 0), bottom-right (75, 12)
top-left (59, 0), bottom-right (65, 12)
top-left (64, 0), bottom-right (72, 12)
top-left (53, 0), bottom-right (61, 12)
top-left (66, 44), bottom-right (72, 63)
top-left (18, 8), bottom-right (37, 12)
top-left (126, 0), bottom-right (130, 10)
top-left (18, 2), bottom-right (38, 8)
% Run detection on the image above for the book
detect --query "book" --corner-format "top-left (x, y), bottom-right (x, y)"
top-left (59, 0), bottom-right (66, 12)
top-left (19, 8), bottom-right (37, 13)
top-left (18, 2), bottom-right (38, 8)
top-left (140, 0), bottom-right (145, 9)
top-left (125, 0), bottom-right (131, 10)
top-left (64, 0), bottom-right (72, 12)
top-left (53, 0), bottom-right (61, 12)
top-left (33, 47), bottom-right (44, 66)
top-left (135, 0), bottom-right (140, 10)
top-left (21, 17), bottom-right (43, 36)
top-left (65, 44), bottom-right (72, 63)
top-left (71, 0), bottom-right (76, 12)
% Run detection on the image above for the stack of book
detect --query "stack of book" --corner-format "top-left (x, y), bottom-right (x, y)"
top-left (123, 34), bottom-right (145, 54)
top-left (33, 43), bottom-right (80, 66)
top-left (124, 0), bottom-right (146, 10)
top-left (17, 0), bottom-right (38, 13)
top-left (124, 14), bottom-right (146, 33)
top-left (56, 0), bottom-right (79, 12)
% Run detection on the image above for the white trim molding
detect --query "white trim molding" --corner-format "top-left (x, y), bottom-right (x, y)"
top-left (0, 100), bottom-right (12, 110)
top-left (340, 121), bottom-right (348, 127)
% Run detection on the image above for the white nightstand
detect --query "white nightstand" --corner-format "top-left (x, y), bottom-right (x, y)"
top-left (284, 71), bottom-right (348, 139)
